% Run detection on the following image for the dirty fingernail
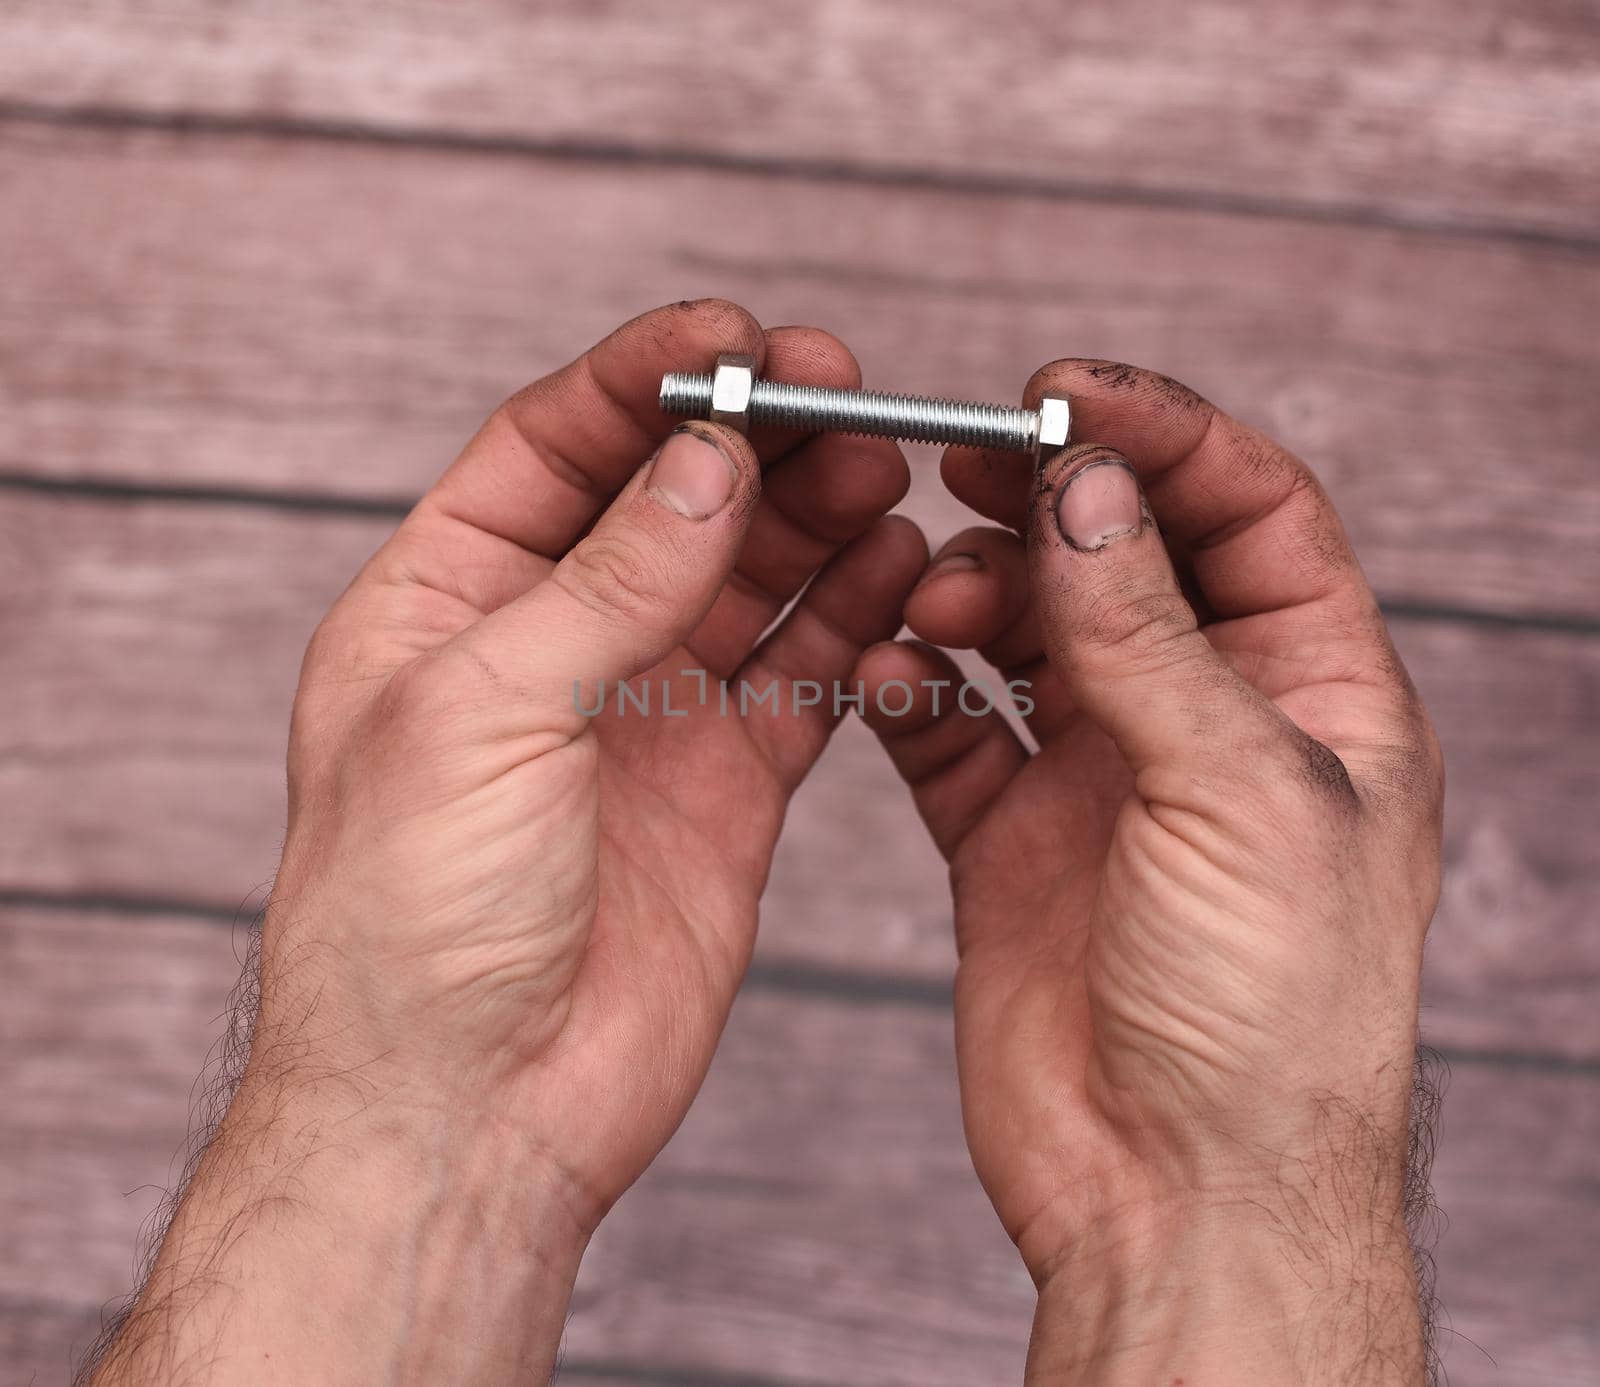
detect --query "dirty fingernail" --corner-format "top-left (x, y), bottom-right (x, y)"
top-left (916, 551), bottom-right (983, 587)
top-left (1056, 458), bottom-right (1145, 551)
top-left (647, 427), bottom-right (737, 519)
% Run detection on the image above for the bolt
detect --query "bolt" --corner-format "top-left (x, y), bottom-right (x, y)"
top-left (660, 354), bottom-right (1071, 460)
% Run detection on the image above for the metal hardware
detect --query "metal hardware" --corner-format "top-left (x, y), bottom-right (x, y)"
top-left (660, 355), bottom-right (1071, 460)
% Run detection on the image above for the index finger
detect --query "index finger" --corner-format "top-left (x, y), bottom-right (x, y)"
top-left (418, 298), bottom-right (769, 561)
top-left (375, 300), bottom-right (868, 622)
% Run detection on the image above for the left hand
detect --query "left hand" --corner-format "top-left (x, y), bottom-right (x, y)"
top-left (87, 300), bottom-right (925, 1385)
top-left (270, 298), bottom-right (924, 1219)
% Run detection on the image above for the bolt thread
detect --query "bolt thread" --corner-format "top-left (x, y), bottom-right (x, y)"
top-left (659, 372), bottom-right (1038, 452)
top-left (659, 372), bottom-right (715, 415)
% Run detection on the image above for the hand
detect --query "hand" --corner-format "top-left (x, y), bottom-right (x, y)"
top-left (87, 300), bottom-right (924, 1385)
top-left (273, 298), bottom-right (923, 1211)
top-left (856, 363), bottom-right (1443, 1384)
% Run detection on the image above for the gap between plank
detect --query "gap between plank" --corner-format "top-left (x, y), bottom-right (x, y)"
top-left (2, 888), bottom-right (1595, 1079)
top-left (0, 467), bottom-right (413, 519)
top-left (556, 1360), bottom-right (824, 1387)
top-left (2, 101), bottom-right (1597, 257)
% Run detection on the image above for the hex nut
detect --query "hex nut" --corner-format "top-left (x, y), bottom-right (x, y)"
top-left (1036, 396), bottom-right (1072, 458)
top-left (710, 353), bottom-right (757, 432)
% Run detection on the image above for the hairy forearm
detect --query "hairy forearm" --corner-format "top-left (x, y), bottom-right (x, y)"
top-left (83, 1048), bottom-right (590, 1386)
top-left (1026, 1193), bottom-right (1424, 1387)
top-left (1022, 1070), bottom-right (1440, 1387)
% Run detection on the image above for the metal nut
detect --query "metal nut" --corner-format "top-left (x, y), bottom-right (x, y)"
top-left (1036, 396), bottom-right (1072, 458)
top-left (709, 353), bottom-right (757, 432)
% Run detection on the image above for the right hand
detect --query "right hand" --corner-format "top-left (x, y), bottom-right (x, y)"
top-left (855, 361), bottom-right (1444, 1383)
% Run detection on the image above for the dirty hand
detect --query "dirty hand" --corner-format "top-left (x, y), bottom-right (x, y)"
top-left (88, 301), bottom-right (923, 1386)
top-left (857, 363), bottom-right (1443, 1385)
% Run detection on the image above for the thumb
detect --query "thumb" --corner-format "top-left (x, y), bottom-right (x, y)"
top-left (1027, 447), bottom-right (1279, 775)
top-left (454, 423), bottom-right (757, 729)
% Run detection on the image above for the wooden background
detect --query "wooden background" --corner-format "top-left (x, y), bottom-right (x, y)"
top-left (1, 3), bottom-right (1596, 1383)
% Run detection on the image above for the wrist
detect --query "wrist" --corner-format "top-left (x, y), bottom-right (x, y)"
top-left (1025, 1186), bottom-right (1422, 1387)
top-left (91, 1030), bottom-right (593, 1384)
top-left (229, 1042), bottom-right (600, 1247)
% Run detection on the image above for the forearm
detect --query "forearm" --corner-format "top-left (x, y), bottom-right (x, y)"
top-left (85, 1053), bottom-right (590, 1386)
top-left (1026, 1193), bottom-right (1424, 1386)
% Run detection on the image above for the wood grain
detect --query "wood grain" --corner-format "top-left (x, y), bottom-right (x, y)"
top-left (1, 5), bottom-right (1594, 1383)
top-left (1, 0), bottom-right (1597, 241)
top-left (1, 489), bottom-right (1596, 1060)
top-left (2, 908), bottom-right (1594, 1387)
top-left (2, 122), bottom-right (1599, 619)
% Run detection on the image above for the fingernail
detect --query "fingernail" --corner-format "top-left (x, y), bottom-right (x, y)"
top-left (1056, 458), bottom-right (1145, 551)
top-left (915, 551), bottom-right (983, 587)
top-left (647, 427), bottom-right (737, 519)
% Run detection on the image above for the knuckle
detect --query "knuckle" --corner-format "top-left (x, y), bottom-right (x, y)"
top-left (1227, 723), bottom-right (1359, 817)
top-left (1081, 588), bottom-right (1197, 670)
top-left (558, 533), bottom-right (672, 626)
top-left (497, 382), bottom-right (546, 429)
top-left (1289, 733), bottom-right (1360, 807)
top-left (1367, 720), bottom-right (1447, 825)
top-left (363, 647), bottom-right (506, 768)
top-left (372, 650), bottom-right (457, 728)
top-left (391, 638), bottom-right (511, 710)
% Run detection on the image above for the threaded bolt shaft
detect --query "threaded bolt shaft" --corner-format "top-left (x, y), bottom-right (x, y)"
top-left (660, 365), bottom-right (1069, 458)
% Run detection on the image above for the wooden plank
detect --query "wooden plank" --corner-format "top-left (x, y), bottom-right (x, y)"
top-left (1, 1), bottom-right (1596, 240)
top-left (1425, 1063), bottom-right (1600, 1387)
top-left (2, 123), bottom-right (1599, 619)
top-left (2, 490), bottom-right (1596, 1059)
top-left (2, 909), bottom-right (1594, 1387)
top-left (0, 1296), bottom-right (104, 1387)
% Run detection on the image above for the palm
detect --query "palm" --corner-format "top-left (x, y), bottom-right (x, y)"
top-left (594, 656), bottom-right (787, 889)
top-left (854, 357), bottom-right (1435, 1282)
top-left (944, 717), bottom-right (1130, 1254)
top-left (943, 620), bottom-right (1386, 1257)
top-left (583, 659), bottom-right (791, 1030)
top-left (484, 659), bottom-right (793, 1192)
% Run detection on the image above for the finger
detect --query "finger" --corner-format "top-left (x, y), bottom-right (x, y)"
top-left (688, 427), bottom-right (910, 676)
top-left (742, 325), bottom-right (865, 459)
top-left (425, 299), bottom-right (768, 561)
top-left (855, 640), bottom-right (1028, 860)
top-left (1029, 445), bottom-right (1292, 778)
top-left (946, 360), bottom-right (1381, 634)
top-left (940, 442), bottom-right (1033, 531)
top-left (686, 325), bottom-right (908, 674)
top-left (442, 423), bottom-right (760, 736)
top-left (387, 313), bottom-right (877, 621)
top-left (905, 527), bottom-right (1076, 739)
top-left (736, 516), bottom-right (927, 790)
top-left (906, 526), bottom-right (1028, 650)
